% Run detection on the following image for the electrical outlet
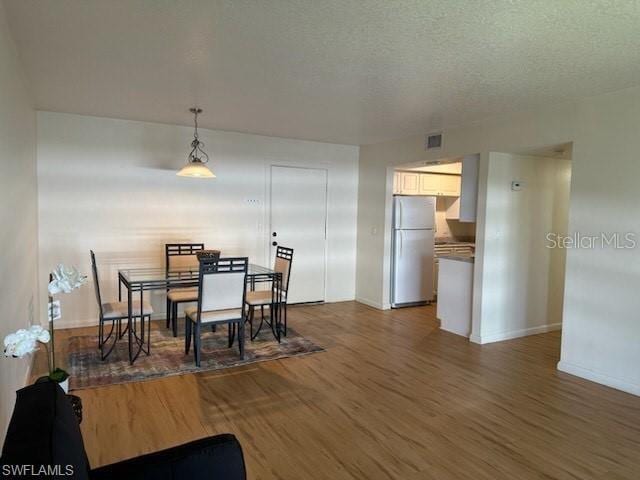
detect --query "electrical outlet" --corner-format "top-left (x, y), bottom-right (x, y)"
top-left (48, 300), bottom-right (62, 321)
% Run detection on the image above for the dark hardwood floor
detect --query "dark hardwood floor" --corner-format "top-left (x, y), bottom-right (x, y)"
top-left (39, 302), bottom-right (640, 479)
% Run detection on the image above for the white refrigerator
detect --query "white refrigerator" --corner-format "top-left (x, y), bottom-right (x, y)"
top-left (391, 195), bottom-right (435, 307)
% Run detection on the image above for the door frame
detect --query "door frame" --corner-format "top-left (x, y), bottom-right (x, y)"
top-left (266, 164), bottom-right (330, 304)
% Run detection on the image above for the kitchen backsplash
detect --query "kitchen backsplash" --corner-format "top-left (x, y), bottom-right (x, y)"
top-left (435, 197), bottom-right (476, 241)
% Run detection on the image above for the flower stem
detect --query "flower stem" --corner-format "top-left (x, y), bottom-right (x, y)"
top-left (44, 342), bottom-right (52, 375)
top-left (48, 272), bottom-right (56, 374)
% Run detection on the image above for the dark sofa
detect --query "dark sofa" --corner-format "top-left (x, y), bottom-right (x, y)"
top-left (1, 380), bottom-right (246, 479)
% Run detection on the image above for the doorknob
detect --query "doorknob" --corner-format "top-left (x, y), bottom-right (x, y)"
top-left (272, 241), bottom-right (278, 246)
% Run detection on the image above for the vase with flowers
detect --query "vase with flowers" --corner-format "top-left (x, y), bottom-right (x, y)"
top-left (45, 264), bottom-right (87, 392)
top-left (3, 264), bottom-right (87, 393)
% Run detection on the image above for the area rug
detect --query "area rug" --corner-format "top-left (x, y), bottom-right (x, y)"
top-left (66, 321), bottom-right (324, 391)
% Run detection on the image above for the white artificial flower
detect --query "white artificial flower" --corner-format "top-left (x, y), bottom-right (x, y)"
top-left (29, 325), bottom-right (50, 343)
top-left (12, 337), bottom-right (37, 357)
top-left (48, 264), bottom-right (87, 295)
top-left (4, 326), bottom-right (50, 357)
top-left (3, 330), bottom-right (37, 358)
top-left (4, 332), bottom-right (19, 349)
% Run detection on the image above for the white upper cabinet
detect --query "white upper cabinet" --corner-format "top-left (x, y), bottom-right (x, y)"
top-left (397, 172), bottom-right (420, 194)
top-left (394, 156), bottom-right (477, 221)
top-left (394, 171), bottom-right (461, 197)
top-left (458, 154), bottom-right (479, 222)
top-left (437, 174), bottom-right (461, 196)
top-left (419, 173), bottom-right (440, 195)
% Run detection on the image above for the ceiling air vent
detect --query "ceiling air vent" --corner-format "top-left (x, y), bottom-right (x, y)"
top-left (425, 132), bottom-right (443, 151)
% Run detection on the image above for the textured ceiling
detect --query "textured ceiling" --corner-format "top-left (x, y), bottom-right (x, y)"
top-left (4, 0), bottom-right (640, 145)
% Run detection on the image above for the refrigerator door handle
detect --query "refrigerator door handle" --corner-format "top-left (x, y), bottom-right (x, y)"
top-left (398, 198), bottom-right (403, 229)
top-left (399, 230), bottom-right (403, 257)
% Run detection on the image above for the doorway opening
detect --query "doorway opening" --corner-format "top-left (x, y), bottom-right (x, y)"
top-left (471, 144), bottom-right (573, 343)
top-left (390, 156), bottom-right (478, 314)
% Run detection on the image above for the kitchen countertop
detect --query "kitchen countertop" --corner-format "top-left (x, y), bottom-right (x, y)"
top-left (438, 254), bottom-right (475, 263)
top-left (435, 240), bottom-right (475, 245)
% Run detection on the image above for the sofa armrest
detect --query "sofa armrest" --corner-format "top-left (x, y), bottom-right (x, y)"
top-left (89, 434), bottom-right (246, 480)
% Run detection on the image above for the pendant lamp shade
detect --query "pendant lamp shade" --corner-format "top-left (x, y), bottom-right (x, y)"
top-left (176, 159), bottom-right (216, 178)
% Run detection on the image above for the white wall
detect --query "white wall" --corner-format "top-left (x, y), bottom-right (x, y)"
top-left (470, 153), bottom-right (570, 343)
top-left (37, 112), bottom-right (359, 327)
top-left (0, 4), bottom-right (38, 437)
top-left (356, 85), bottom-right (640, 396)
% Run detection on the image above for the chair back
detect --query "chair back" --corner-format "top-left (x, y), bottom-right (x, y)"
top-left (274, 246), bottom-right (294, 293)
top-left (90, 250), bottom-right (104, 318)
top-left (197, 257), bottom-right (248, 318)
top-left (165, 243), bottom-right (205, 273)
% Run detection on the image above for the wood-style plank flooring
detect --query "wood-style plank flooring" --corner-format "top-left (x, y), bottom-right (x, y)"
top-left (39, 302), bottom-right (640, 479)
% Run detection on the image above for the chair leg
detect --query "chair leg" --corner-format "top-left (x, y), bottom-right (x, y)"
top-left (166, 298), bottom-right (171, 328)
top-left (249, 307), bottom-right (254, 340)
top-left (283, 303), bottom-right (288, 336)
top-left (228, 323), bottom-right (236, 348)
top-left (239, 321), bottom-right (245, 360)
top-left (185, 318), bottom-right (192, 354)
top-left (194, 323), bottom-right (201, 367)
top-left (172, 302), bottom-right (179, 337)
top-left (100, 318), bottom-right (118, 361)
top-left (146, 315), bottom-right (152, 354)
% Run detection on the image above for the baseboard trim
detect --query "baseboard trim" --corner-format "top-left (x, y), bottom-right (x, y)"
top-left (54, 299), bottom-right (359, 330)
top-left (55, 312), bottom-right (168, 330)
top-left (324, 296), bottom-right (357, 304)
top-left (557, 360), bottom-right (640, 396)
top-left (440, 326), bottom-right (470, 338)
top-left (474, 322), bottom-right (562, 344)
top-left (55, 318), bottom-right (99, 329)
top-left (355, 297), bottom-right (391, 310)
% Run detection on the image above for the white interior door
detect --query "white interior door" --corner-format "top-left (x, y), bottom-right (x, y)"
top-left (270, 166), bottom-right (328, 303)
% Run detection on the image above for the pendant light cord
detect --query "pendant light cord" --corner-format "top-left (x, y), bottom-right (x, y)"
top-left (188, 108), bottom-right (209, 164)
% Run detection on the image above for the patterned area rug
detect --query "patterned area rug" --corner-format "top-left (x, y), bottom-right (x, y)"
top-left (67, 321), bottom-right (324, 391)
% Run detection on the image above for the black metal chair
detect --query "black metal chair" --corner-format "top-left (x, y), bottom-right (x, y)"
top-left (245, 246), bottom-right (294, 338)
top-left (184, 257), bottom-right (248, 366)
top-left (91, 250), bottom-right (153, 360)
top-left (165, 243), bottom-right (204, 336)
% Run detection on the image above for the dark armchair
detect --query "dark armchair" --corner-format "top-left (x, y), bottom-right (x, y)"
top-left (1, 380), bottom-right (246, 479)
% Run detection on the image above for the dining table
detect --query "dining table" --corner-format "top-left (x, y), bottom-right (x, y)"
top-left (116, 264), bottom-right (283, 364)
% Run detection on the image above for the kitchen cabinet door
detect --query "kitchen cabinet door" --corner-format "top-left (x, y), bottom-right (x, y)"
top-left (419, 174), bottom-right (440, 195)
top-left (438, 174), bottom-right (461, 196)
top-left (399, 172), bottom-right (420, 194)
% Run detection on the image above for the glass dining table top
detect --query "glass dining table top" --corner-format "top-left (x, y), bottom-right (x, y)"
top-left (118, 264), bottom-right (278, 285)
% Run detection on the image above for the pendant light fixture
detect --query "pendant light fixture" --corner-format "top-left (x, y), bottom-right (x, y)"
top-left (177, 107), bottom-right (216, 178)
